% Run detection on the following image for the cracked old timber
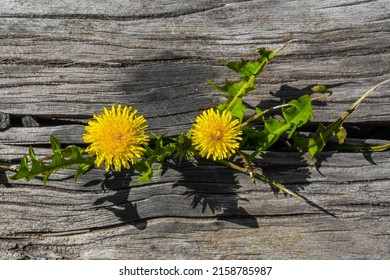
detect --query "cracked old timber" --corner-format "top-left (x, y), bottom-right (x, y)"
top-left (0, 0), bottom-right (390, 259)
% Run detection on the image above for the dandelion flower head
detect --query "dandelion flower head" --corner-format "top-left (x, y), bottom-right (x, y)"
top-left (83, 105), bottom-right (149, 172)
top-left (191, 108), bottom-right (242, 161)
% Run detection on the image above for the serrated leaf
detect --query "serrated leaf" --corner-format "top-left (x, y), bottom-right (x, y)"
top-left (144, 145), bottom-right (154, 158)
top-left (9, 138), bottom-right (94, 184)
top-left (208, 78), bottom-right (255, 99)
top-left (294, 79), bottom-right (390, 157)
top-left (131, 135), bottom-right (178, 182)
top-left (282, 95), bottom-right (313, 138)
top-left (221, 48), bottom-right (273, 78)
top-left (177, 133), bottom-right (191, 150)
top-left (62, 145), bottom-right (84, 160)
top-left (74, 163), bottom-right (93, 181)
top-left (52, 153), bottom-right (65, 167)
top-left (230, 98), bottom-right (246, 122)
top-left (50, 135), bottom-right (62, 154)
top-left (217, 97), bottom-right (246, 122)
top-left (8, 155), bottom-right (29, 181)
top-left (208, 79), bottom-right (241, 95)
top-left (209, 41), bottom-right (296, 116)
top-left (29, 146), bottom-right (43, 175)
top-left (294, 122), bottom-right (347, 156)
top-left (133, 160), bottom-right (153, 183)
top-left (293, 123), bottom-right (328, 157)
top-left (248, 95), bottom-right (313, 160)
top-left (217, 75), bottom-right (256, 114)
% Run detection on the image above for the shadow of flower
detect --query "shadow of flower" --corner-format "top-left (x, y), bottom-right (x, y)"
top-left (90, 172), bottom-right (147, 230)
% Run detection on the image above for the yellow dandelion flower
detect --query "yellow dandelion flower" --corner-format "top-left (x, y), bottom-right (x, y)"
top-left (191, 108), bottom-right (242, 161)
top-left (83, 105), bottom-right (149, 172)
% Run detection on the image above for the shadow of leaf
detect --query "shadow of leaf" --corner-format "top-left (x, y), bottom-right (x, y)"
top-left (256, 82), bottom-right (359, 112)
top-left (170, 160), bottom-right (259, 228)
top-left (0, 168), bottom-right (12, 187)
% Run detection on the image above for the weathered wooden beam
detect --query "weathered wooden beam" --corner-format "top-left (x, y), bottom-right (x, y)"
top-left (1, 151), bottom-right (389, 259)
top-left (1, 0), bottom-right (389, 125)
top-left (1, 0), bottom-right (389, 260)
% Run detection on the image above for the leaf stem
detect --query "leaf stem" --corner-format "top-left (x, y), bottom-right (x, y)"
top-left (219, 159), bottom-right (303, 200)
top-left (225, 75), bottom-right (256, 112)
top-left (241, 93), bottom-right (333, 128)
top-left (237, 150), bottom-right (255, 183)
top-left (240, 104), bottom-right (290, 128)
top-left (328, 142), bottom-right (390, 152)
top-left (0, 164), bottom-right (19, 171)
top-left (340, 79), bottom-right (390, 123)
top-left (269, 39), bottom-right (298, 58)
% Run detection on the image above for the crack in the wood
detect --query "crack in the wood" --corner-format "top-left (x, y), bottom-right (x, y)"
top-left (0, 0), bottom-right (252, 21)
top-left (329, 202), bottom-right (390, 208)
top-left (0, 80), bottom-right (100, 89)
top-left (280, 46), bottom-right (390, 63)
top-left (320, 0), bottom-right (378, 9)
top-left (302, 228), bottom-right (354, 234)
top-left (6, 212), bottom-right (325, 238)
top-left (2, 114), bottom-right (85, 128)
top-left (368, 16), bottom-right (390, 23)
top-left (0, 56), bottom-right (206, 68)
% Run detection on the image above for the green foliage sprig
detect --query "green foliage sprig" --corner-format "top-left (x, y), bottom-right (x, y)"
top-left (6, 41), bottom-right (390, 203)
top-left (9, 135), bottom-right (94, 184)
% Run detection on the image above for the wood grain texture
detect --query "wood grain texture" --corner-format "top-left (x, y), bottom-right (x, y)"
top-left (1, 151), bottom-right (390, 259)
top-left (1, 0), bottom-right (389, 128)
top-left (1, 0), bottom-right (390, 259)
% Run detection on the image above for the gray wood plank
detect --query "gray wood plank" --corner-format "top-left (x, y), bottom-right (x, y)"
top-left (1, 151), bottom-right (389, 259)
top-left (0, 0), bottom-right (389, 127)
top-left (1, 0), bottom-right (390, 260)
top-left (1, 65), bottom-right (389, 124)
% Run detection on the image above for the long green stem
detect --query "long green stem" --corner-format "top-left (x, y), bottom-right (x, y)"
top-left (328, 142), bottom-right (390, 153)
top-left (220, 159), bottom-right (303, 200)
top-left (271, 39), bottom-right (298, 58)
top-left (237, 150), bottom-right (255, 183)
top-left (340, 79), bottom-right (390, 122)
top-left (240, 104), bottom-right (290, 128)
top-left (241, 93), bottom-right (332, 129)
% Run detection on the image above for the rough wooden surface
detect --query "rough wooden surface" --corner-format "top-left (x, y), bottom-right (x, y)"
top-left (1, 0), bottom-right (390, 259)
